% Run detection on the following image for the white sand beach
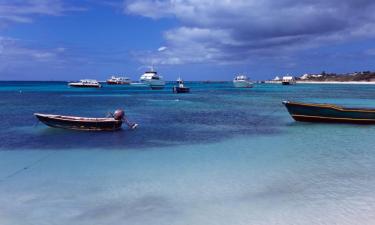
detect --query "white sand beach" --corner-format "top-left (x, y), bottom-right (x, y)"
top-left (297, 81), bottom-right (375, 84)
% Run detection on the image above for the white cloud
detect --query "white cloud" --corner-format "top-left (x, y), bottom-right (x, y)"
top-left (365, 48), bottom-right (375, 56)
top-left (158, 46), bottom-right (167, 51)
top-left (0, 0), bottom-right (85, 27)
top-left (56, 47), bottom-right (66, 52)
top-left (125, 0), bottom-right (375, 65)
top-left (125, 0), bottom-right (174, 19)
top-left (0, 36), bottom-right (67, 73)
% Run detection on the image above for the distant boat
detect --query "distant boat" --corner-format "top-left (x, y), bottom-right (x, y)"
top-left (283, 101), bottom-right (375, 124)
top-left (282, 76), bottom-right (296, 85)
top-left (140, 68), bottom-right (165, 90)
top-left (68, 79), bottom-right (101, 88)
top-left (233, 75), bottom-right (253, 88)
top-left (106, 76), bottom-right (131, 85)
top-left (34, 109), bottom-right (138, 131)
top-left (173, 77), bottom-right (190, 93)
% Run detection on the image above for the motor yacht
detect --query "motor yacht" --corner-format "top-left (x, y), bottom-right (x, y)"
top-left (68, 79), bottom-right (101, 88)
top-left (140, 69), bottom-right (165, 89)
top-left (233, 75), bottom-right (253, 88)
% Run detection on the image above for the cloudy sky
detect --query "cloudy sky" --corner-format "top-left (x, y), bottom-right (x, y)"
top-left (1, 0), bottom-right (375, 80)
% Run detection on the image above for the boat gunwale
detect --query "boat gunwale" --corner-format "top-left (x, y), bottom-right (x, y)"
top-left (68, 84), bottom-right (101, 87)
top-left (34, 113), bottom-right (120, 122)
top-left (292, 114), bottom-right (375, 122)
top-left (284, 101), bottom-right (375, 113)
top-left (42, 124), bottom-right (122, 131)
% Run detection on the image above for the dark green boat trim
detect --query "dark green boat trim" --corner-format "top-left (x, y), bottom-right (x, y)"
top-left (283, 101), bottom-right (375, 124)
top-left (292, 114), bottom-right (375, 124)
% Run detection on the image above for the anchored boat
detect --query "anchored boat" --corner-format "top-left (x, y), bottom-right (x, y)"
top-left (233, 75), bottom-right (253, 88)
top-left (34, 109), bottom-right (138, 131)
top-left (173, 77), bottom-right (190, 93)
top-left (68, 79), bottom-right (101, 88)
top-left (106, 76), bottom-right (131, 85)
top-left (283, 101), bottom-right (375, 124)
top-left (140, 69), bottom-right (165, 90)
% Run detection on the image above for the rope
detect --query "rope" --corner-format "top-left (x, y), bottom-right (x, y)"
top-left (123, 116), bottom-right (138, 129)
top-left (251, 107), bottom-right (281, 129)
top-left (33, 120), bottom-right (40, 127)
top-left (0, 151), bottom-right (55, 184)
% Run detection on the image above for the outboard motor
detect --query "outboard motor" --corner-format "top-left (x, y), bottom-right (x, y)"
top-left (113, 109), bottom-right (138, 129)
top-left (113, 109), bottom-right (125, 120)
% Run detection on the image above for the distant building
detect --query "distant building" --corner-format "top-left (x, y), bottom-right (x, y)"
top-left (300, 74), bottom-right (323, 80)
top-left (282, 76), bottom-right (296, 85)
top-left (300, 74), bottom-right (310, 80)
top-left (282, 76), bottom-right (294, 81)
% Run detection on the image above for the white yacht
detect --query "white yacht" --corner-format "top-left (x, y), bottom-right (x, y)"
top-left (140, 70), bottom-right (165, 89)
top-left (233, 75), bottom-right (253, 88)
top-left (106, 76), bottom-right (131, 85)
top-left (68, 79), bottom-right (101, 88)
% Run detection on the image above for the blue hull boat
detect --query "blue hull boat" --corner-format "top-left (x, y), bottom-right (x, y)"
top-left (283, 101), bottom-right (375, 124)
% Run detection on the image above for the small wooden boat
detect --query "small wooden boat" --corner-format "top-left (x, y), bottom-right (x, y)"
top-left (34, 110), bottom-right (138, 131)
top-left (173, 77), bottom-right (190, 93)
top-left (283, 101), bottom-right (375, 124)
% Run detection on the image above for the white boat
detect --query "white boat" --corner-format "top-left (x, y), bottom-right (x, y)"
top-left (282, 76), bottom-right (296, 85)
top-left (130, 82), bottom-right (149, 87)
top-left (140, 69), bottom-right (165, 89)
top-left (233, 75), bottom-right (253, 88)
top-left (68, 79), bottom-right (101, 88)
top-left (106, 76), bottom-right (131, 85)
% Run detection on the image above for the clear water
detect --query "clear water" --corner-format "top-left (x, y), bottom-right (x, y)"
top-left (1, 81), bottom-right (375, 225)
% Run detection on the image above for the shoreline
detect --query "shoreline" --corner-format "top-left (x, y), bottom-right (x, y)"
top-left (297, 81), bottom-right (375, 84)
top-left (265, 80), bottom-right (375, 84)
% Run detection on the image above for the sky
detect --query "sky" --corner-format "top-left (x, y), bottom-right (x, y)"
top-left (1, 0), bottom-right (375, 81)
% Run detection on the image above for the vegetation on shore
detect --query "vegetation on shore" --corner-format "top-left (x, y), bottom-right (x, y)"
top-left (299, 71), bottom-right (375, 82)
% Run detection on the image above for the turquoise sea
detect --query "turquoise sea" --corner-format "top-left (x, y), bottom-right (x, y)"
top-left (1, 81), bottom-right (375, 225)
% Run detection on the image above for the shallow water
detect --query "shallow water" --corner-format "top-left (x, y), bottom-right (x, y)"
top-left (1, 81), bottom-right (375, 225)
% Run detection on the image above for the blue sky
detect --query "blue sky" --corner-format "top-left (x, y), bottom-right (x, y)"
top-left (1, 0), bottom-right (375, 81)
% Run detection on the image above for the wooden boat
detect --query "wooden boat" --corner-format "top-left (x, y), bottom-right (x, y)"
top-left (283, 101), bottom-right (375, 124)
top-left (173, 77), bottom-right (190, 93)
top-left (34, 110), bottom-right (138, 131)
